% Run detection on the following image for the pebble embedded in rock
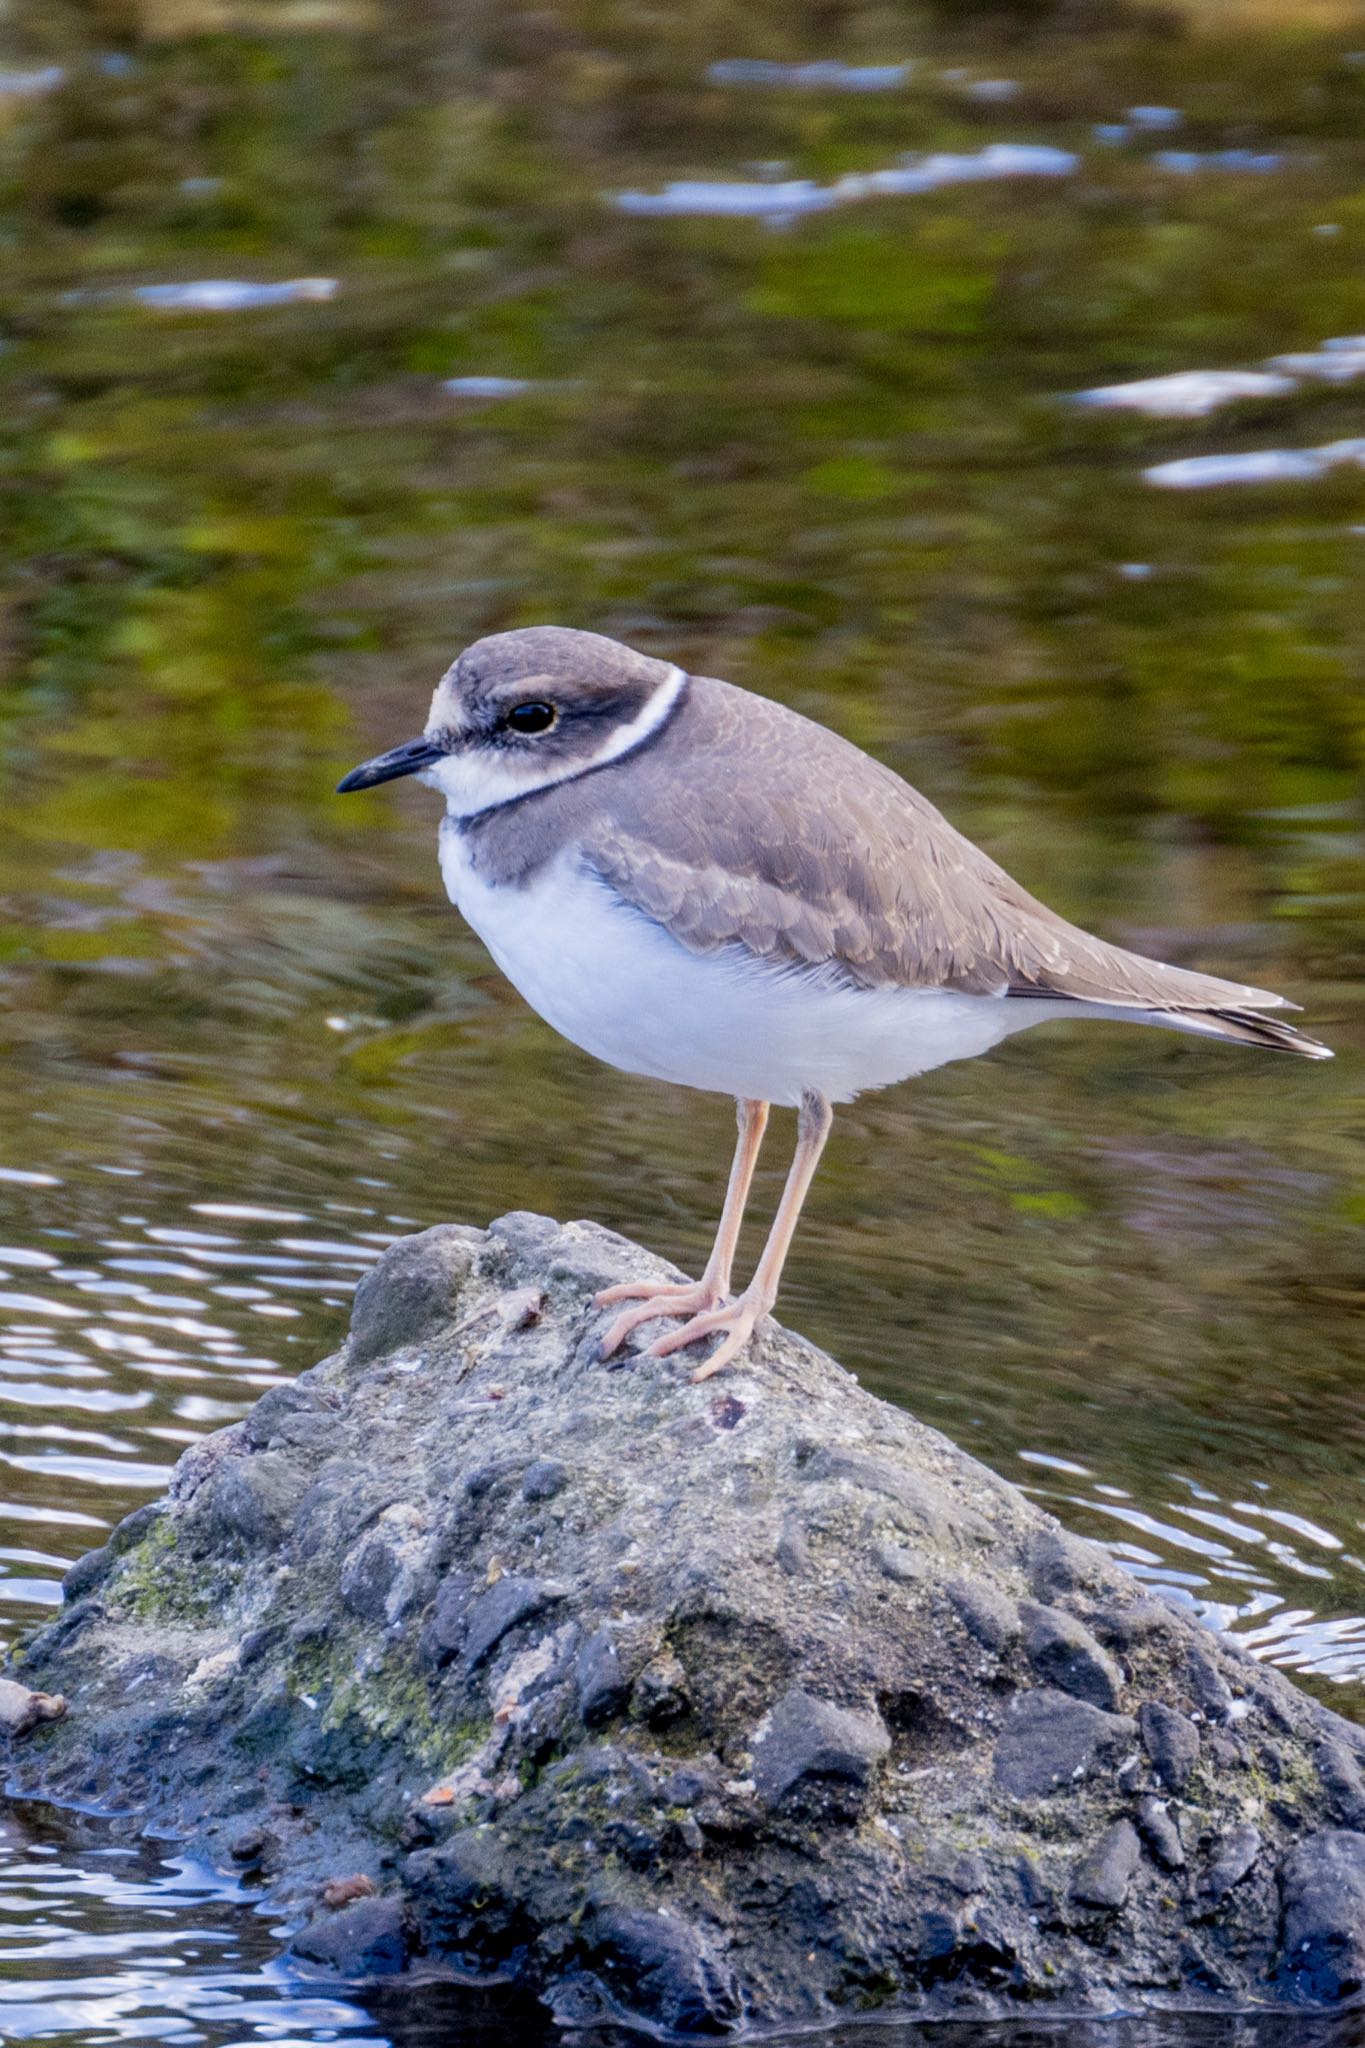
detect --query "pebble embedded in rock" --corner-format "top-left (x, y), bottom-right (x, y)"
top-left (110, 1502), bottom-right (167, 1555)
top-left (521, 1458), bottom-right (567, 1502)
top-left (630, 1652), bottom-right (690, 1728)
top-left (1186, 1645), bottom-right (1234, 1723)
top-left (347, 1225), bottom-right (481, 1367)
top-left (661, 1764), bottom-right (712, 1808)
top-left (462, 1575), bottom-right (564, 1670)
top-left (418, 1572), bottom-right (477, 1669)
top-left (803, 1446), bottom-right (981, 1548)
top-left (947, 1577), bottom-right (1020, 1654)
top-left (775, 1514), bottom-right (809, 1576)
top-left (1279, 1830), bottom-right (1365, 2001)
top-left (1136, 1795), bottom-right (1185, 1871)
top-left (994, 1689), bottom-right (1135, 1800)
top-left (922, 1841), bottom-right (988, 1895)
top-left (60, 1545), bottom-right (111, 1605)
top-left (1095, 1598), bottom-right (1172, 1650)
top-left (61, 1506), bottom-right (152, 1604)
top-left (1201, 1822), bottom-right (1262, 1903)
top-left (1140, 1701), bottom-right (1201, 1791)
top-left (1028, 1526), bottom-right (1102, 1600)
top-left (403, 1822), bottom-right (522, 1966)
top-left (204, 1452), bottom-right (298, 1548)
top-left (340, 1536), bottom-right (400, 1624)
top-left (1315, 1738), bottom-right (1365, 1830)
top-left (290, 1893), bottom-right (408, 1976)
top-left (584, 1905), bottom-right (741, 2035)
top-left (751, 1689), bottom-right (890, 1809)
top-left (1070, 1817), bottom-right (1141, 1909)
top-left (875, 1540), bottom-right (925, 1583)
top-left (1021, 1601), bottom-right (1123, 1710)
top-left (575, 1627), bottom-right (627, 1727)
top-left (243, 1383), bottom-right (326, 1451)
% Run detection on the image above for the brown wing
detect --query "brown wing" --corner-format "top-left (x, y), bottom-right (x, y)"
top-left (565, 675), bottom-right (1289, 1014)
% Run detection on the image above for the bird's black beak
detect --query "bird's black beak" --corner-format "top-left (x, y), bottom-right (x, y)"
top-left (336, 736), bottom-right (445, 793)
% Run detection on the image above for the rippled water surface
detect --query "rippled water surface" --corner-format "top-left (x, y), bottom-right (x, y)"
top-left (0, 0), bottom-right (1362, 2037)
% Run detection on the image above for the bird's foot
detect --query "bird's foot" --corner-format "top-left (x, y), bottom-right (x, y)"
top-left (594, 1277), bottom-right (726, 1360)
top-left (642, 1289), bottom-right (768, 1381)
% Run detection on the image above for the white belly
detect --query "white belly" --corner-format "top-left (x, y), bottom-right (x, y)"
top-left (439, 827), bottom-right (1065, 1107)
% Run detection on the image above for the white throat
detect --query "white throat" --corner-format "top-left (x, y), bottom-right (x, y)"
top-left (419, 665), bottom-right (687, 820)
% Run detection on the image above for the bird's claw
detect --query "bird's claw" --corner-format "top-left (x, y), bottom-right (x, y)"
top-left (643, 1297), bottom-right (765, 1380)
top-left (593, 1277), bottom-right (726, 1360)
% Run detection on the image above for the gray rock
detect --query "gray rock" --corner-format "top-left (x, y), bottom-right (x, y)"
top-left (803, 1446), bottom-right (984, 1547)
top-left (1186, 1645), bottom-right (1235, 1723)
top-left (463, 1575), bottom-right (564, 1670)
top-left (630, 1651), bottom-right (690, 1727)
top-left (1140, 1700), bottom-right (1201, 1791)
top-left (1136, 1795), bottom-right (1185, 1871)
top-left (242, 1382), bottom-right (326, 1451)
top-left (61, 1544), bottom-right (112, 1604)
top-left (1028, 1526), bottom-right (1103, 1600)
top-left (1071, 1818), bottom-right (1140, 1909)
top-left (581, 1906), bottom-right (741, 2034)
top-left (418, 1572), bottom-right (477, 1667)
top-left (1021, 1601), bottom-right (1123, 1710)
top-left (1315, 1738), bottom-right (1365, 1829)
top-left (1279, 1830), bottom-right (1365, 2001)
top-left (1202, 1822), bottom-right (1262, 1902)
top-left (203, 1453), bottom-right (297, 1548)
top-left (751, 1689), bottom-right (890, 1809)
top-left (994, 1689), bottom-right (1135, 1799)
top-left (947, 1577), bottom-right (1020, 1654)
top-left (521, 1459), bottom-right (567, 1502)
top-left (575, 1628), bottom-right (627, 1727)
top-left (347, 1224), bottom-right (480, 1366)
top-left (10, 1213), bottom-right (1365, 2030)
top-left (289, 1894), bottom-right (408, 1976)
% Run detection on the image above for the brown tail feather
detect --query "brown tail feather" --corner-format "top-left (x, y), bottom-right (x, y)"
top-left (1166, 1006), bottom-right (1333, 1059)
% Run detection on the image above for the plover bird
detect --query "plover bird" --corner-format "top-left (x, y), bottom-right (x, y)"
top-left (339, 626), bottom-right (1330, 1378)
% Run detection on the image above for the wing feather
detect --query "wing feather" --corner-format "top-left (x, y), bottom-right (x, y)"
top-left (473, 672), bottom-right (1290, 1016)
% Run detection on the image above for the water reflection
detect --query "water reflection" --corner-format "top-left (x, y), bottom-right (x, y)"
top-left (612, 144), bottom-right (1078, 219)
top-left (0, 0), bottom-right (1361, 2038)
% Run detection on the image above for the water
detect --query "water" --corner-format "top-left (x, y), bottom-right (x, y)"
top-left (0, 0), bottom-right (1362, 2037)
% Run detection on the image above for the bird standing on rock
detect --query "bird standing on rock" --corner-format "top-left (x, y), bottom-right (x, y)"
top-left (338, 626), bottom-right (1331, 1379)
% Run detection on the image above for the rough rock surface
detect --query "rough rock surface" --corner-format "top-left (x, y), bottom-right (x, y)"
top-left (9, 1215), bottom-right (1365, 2034)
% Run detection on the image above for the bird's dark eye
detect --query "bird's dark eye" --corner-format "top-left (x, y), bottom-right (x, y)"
top-left (506, 701), bottom-right (557, 735)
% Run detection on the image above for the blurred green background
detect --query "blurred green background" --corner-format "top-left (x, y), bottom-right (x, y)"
top-left (0, 0), bottom-right (1361, 1692)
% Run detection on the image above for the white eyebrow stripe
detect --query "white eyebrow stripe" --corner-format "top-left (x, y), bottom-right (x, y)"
top-left (423, 665), bottom-right (688, 821)
top-left (577, 664), bottom-right (686, 775)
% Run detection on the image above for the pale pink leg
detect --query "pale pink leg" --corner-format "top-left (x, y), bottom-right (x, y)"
top-left (595, 1099), bottom-right (770, 1358)
top-left (647, 1089), bottom-right (833, 1381)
